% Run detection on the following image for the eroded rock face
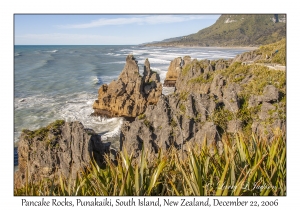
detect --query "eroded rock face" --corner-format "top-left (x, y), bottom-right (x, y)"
top-left (227, 120), bottom-right (243, 133)
top-left (175, 59), bottom-right (231, 94)
top-left (120, 55), bottom-right (286, 158)
top-left (232, 50), bottom-right (262, 63)
top-left (223, 84), bottom-right (241, 112)
top-left (164, 56), bottom-right (191, 87)
top-left (93, 55), bottom-right (162, 118)
top-left (120, 93), bottom-right (220, 158)
top-left (260, 85), bottom-right (279, 103)
top-left (14, 121), bottom-right (110, 188)
top-left (248, 85), bottom-right (280, 108)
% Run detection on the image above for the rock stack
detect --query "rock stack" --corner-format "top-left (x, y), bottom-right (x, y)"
top-left (163, 56), bottom-right (191, 87)
top-left (93, 55), bottom-right (162, 118)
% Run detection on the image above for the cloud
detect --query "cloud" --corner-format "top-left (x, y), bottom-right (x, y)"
top-left (58, 15), bottom-right (219, 29)
top-left (15, 33), bottom-right (137, 45)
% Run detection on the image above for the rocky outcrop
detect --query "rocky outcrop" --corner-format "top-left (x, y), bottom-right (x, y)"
top-left (120, 93), bottom-right (220, 158)
top-left (248, 85), bottom-right (280, 108)
top-left (232, 50), bottom-right (262, 63)
top-left (14, 120), bottom-right (110, 188)
top-left (175, 59), bottom-right (231, 94)
top-left (163, 57), bottom-right (233, 94)
top-left (223, 84), bottom-right (241, 112)
top-left (163, 56), bottom-right (191, 87)
top-left (248, 85), bottom-right (285, 138)
top-left (227, 120), bottom-right (243, 133)
top-left (93, 55), bottom-right (162, 118)
top-left (120, 54), bottom-right (286, 158)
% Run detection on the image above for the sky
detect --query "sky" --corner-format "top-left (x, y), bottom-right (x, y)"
top-left (14, 14), bottom-right (220, 45)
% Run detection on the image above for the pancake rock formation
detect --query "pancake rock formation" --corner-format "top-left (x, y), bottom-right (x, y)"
top-left (120, 50), bottom-right (286, 159)
top-left (93, 55), bottom-right (162, 118)
top-left (14, 120), bottom-right (110, 188)
top-left (163, 56), bottom-right (191, 87)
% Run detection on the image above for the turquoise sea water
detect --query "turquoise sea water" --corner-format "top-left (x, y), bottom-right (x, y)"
top-left (14, 45), bottom-right (250, 145)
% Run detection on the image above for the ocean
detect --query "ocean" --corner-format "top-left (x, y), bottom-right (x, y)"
top-left (14, 45), bottom-right (250, 149)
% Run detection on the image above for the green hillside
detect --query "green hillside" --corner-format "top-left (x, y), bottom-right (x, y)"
top-left (145, 14), bottom-right (286, 47)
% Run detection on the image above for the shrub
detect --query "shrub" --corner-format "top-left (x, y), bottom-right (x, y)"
top-left (14, 130), bottom-right (286, 196)
top-left (188, 73), bottom-right (214, 84)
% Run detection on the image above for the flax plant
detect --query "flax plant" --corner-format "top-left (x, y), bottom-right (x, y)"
top-left (15, 130), bottom-right (286, 196)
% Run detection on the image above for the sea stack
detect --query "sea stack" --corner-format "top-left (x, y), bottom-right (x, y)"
top-left (93, 55), bottom-right (162, 118)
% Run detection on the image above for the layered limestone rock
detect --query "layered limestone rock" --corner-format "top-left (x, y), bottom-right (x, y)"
top-left (120, 93), bottom-right (220, 158)
top-left (93, 55), bottom-right (162, 118)
top-left (163, 56), bottom-right (191, 87)
top-left (232, 50), bottom-right (262, 63)
top-left (120, 54), bottom-right (285, 158)
top-left (175, 58), bottom-right (231, 94)
top-left (14, 120), bottom-right (110, 188)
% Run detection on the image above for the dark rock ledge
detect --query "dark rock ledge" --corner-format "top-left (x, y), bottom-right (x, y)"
top-left (14, 120), bottom-right (111, 188)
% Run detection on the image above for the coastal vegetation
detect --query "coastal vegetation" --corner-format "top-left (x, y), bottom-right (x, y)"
top-left (21, 120), bottom-right (65, 149)
top-left (254, 38), bottom-right (286, 65)
top-left (14, 129), bottom-right (286, 196)
top-left (172, 39), bottom-right (286, 138)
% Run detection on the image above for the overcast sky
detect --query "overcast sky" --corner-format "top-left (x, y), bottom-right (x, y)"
top-left (14, 14), bottom-right (220, 45)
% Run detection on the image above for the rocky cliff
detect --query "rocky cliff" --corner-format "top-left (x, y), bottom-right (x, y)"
top-left (120, 41), bottom-right (286, 158)
top-left (120, 93), bottom-right (221, 158)
top-left (175, 58), bottom-right (231, 89)
top-left (93, 55), bottom-right (162, 118)
top-left (164, 56), bottom-right (231, 88)
top-left (14, 120), bottom-right (110, 188)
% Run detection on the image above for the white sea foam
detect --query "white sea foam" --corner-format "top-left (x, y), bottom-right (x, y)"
top-left (56, 92), bottom-right (123, 138)
top-left (162, 87), bottom-right (175, 95)
top-left (147, 58), bottom-right (171, 64)
top-left (208, 50), bottom-right (222, 53)
top-left (101, 118), bottom-right (123, 140)
top-left (131, 49), bottom-right (148, 55)
top-left (14, 95), bottom-right (56, 110)
top-left (92, 76), bottom-right (101, 85)
top-left (150, 53), bottom-right (192, 61)
top-left (150, 67), bottom-right (162, 74)
top-left (159, 70), bottom-right (168, 82)
top-left (14, 132), bottom-right (22, 144)
top-left (14, 92), bottom-right (123, 144)
top-left (100, 75), bottom-right (119, 84)
top-left (44, 50), bottom-right (58, 53)
top-left (103, 61), bottom-right (126, 64)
